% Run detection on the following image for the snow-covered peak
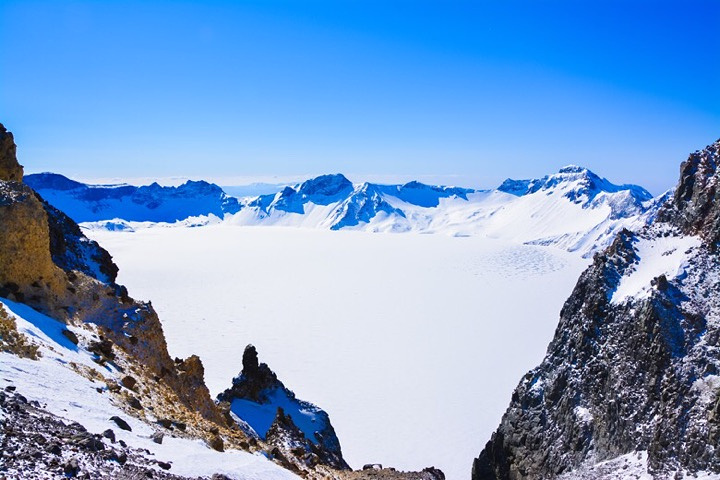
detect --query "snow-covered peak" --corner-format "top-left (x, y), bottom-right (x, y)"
top-left (557, 164), bottom-right (587, 174)
top-left (383, 181), bottom-right (475, 208)
top-left (225, 170), bottom-right (662, 257)
top-left (296, 173), bottom-right (353, 197)
top-left (498, 165), bottom-right (652, 207)
top-left (24, 172), bottom-right (91, 190)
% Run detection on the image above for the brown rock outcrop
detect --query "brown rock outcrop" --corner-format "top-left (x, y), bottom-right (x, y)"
top-left (0, 124), bottom-right (22, 182)
top-left (0, 122), bottom-right (225, 427)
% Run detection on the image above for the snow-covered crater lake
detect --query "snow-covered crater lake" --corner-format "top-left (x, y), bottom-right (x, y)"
top-left (88, 225), bottom-right (589, 480)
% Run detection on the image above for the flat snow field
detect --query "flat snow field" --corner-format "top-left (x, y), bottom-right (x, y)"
top-left (88, 225), bottom-right (589, 480)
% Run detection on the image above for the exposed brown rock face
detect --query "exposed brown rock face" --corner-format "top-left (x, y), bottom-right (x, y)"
top-left (0, 124), bottom-right (22, 182)
top-left (0, 122), bottom-right (224, 427)
top-left (175, 355), bottom-right (222, 423)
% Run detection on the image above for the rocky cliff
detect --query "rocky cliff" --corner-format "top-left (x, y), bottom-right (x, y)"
top-left (0, 124), bottom-right (23, 181)
top-left (472, 139), bottom-right (720, 479)
top-left (218, 345), bottom-right (349, 471)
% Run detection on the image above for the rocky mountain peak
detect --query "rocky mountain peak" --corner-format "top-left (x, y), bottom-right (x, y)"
top-left (557, 164), bottom-right (587, 174)
top-left (297, 173), bottom-right (353, 197)
top-left (656, 138), bottom-right (720, 246)
top-left (0, 123), bottom-right (23, 182)
top-left (472, 137), bottom-right (720, 480)
top-left (498, 165), bottom-right (652, 207)
top-left (218, 344), bottom-right (349, 470)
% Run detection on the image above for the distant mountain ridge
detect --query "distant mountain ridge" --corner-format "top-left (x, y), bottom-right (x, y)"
top-left (25, 172), bottom-right (241, 223)
top-left (29, 167), bottom-right (661, 257)
top-left (498, 165), bottom-right (652, 202)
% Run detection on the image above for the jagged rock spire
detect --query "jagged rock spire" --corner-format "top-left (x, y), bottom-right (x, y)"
top-left (218, 344), bottom-right (350, 470)
top-left (0, 123), bottom-right (23, 182)
top-left (242, 344), bottom-right (260, 375)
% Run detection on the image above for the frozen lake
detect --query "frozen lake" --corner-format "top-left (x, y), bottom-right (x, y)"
top-left (88, 225), bottom-right (589, 480)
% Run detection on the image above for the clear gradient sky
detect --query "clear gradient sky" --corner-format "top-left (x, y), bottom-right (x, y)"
top-left (1, 0), bottom-right (719, 194)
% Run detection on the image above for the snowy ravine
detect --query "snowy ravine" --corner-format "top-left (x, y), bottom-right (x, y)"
top-left (34, 166), bottom-right (661, 258)
top-left (472, 138), bottom-right (720, 479)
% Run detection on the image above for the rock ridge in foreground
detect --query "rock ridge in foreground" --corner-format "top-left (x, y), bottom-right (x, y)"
top-left (472, 138), bottom-right (720, 480)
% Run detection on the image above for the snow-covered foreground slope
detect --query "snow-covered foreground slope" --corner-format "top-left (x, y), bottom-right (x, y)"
top-left (87, 226), bottom-right (591, 480)
top-left (0, 298), bottom-right (299, 480)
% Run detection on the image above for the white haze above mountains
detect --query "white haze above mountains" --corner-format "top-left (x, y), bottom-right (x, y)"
top-left (21, 165), bottom-right (667, 479)
top-left (26, 165), bottom-right (664, 258)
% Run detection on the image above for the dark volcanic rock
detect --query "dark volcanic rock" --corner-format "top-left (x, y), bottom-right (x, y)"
top-left (0, 389), bottom-right (192, 479)
top-left (473, 138), bottom-right (720, 480)
top-left (61, 328), bottom-right (79, 345)
top-left (656, 139), bottom-right (720, 246)
top-left (218, 344), bottom-right (350, 470)
top-left (110, 416), bottom-right (132, 432)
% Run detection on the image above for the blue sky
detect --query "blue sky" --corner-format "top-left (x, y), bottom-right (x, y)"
top-left (1, 0), bottom-right (718, 193)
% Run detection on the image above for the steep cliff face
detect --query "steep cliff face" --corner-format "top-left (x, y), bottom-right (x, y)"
top-left (472, 139), bottom-right (720, 480)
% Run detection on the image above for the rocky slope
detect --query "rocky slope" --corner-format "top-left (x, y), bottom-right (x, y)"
top-left (0, 123), bottom-right (304, 477)
top-left (0, 124), bottom-right (268, 474)
top-left (472, 138), bottom-right (720, 479)
top-left (0, 388), bottom-right (200, 480)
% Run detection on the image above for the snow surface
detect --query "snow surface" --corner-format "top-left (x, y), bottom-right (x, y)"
top-left (611, 234), bottom-right (700, 304)
top-left (0, 298), bottom-right (299, 480)
top-left (87, 226), bottom-right (591, 480)
top-left (557, 451), bottom-right (720, 480)
top-left (229, 389), bottom-right (323, 441)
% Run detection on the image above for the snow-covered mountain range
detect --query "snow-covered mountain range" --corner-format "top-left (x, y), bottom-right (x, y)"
top-left (25, 172), bottom-right (241, 224)
top-left (30, 167), bottom-right (662, 257)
